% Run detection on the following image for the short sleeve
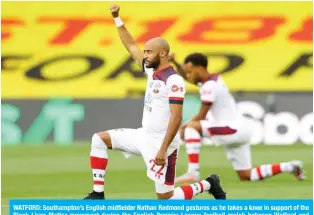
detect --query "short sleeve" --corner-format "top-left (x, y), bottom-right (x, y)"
top-left (199, 81), bottom-right (217, 105)
top-left (166, 75), bottom-right (186, 105)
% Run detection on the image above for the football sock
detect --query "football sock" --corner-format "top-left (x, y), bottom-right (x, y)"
top-left (170, 180), bottom-right (211, 199)
top-left (185, 127), bottom-right (201, 175)
top-left (90, 134), bottom-right (108, 192)
top-left (250, 162), bottom-right (293, 181)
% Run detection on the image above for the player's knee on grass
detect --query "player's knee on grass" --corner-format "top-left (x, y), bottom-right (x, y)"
top-left (236, 169), bottom-right (251, 181)
top-left (155, 183), bottom-right (175, 199)
top-left (157, 191), bottom-right (174, 199)
top-left (94, 132), bottom-right (112, 149)
top-left (186, 121), bottom-right (202, 135)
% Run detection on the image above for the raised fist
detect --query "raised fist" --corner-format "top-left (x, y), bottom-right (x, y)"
top-left (109, 4), bottom-right (120, 18)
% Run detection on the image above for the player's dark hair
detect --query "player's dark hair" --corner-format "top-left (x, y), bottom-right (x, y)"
top-left (184, 53), bottom-right (208, 69)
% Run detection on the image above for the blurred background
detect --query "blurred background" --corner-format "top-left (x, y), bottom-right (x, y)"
top-left (1, 1), bottom-right (313, 209)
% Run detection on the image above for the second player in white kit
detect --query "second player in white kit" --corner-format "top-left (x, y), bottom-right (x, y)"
top-left (170, 53), bottom-right (305, 183)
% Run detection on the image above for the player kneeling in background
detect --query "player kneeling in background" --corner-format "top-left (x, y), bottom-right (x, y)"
top-left (168, 52), bottom-right (305, 183)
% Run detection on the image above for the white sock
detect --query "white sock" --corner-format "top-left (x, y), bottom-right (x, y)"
top-left (250, 163), bottom-right (285, 181)
top-left (280, 162), bottom-right (294, 172)
top-left (188, 164), bottom-right (200, 175)
top-left (90, 134), bottom-right (108, 192)
top-left (184, 127), bottom-right (201, 174)
top-left (170, 180), bottom-right (210, 199)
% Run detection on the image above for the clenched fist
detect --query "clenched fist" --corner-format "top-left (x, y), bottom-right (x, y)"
top-left (109, 4), bottom-right (120, 18)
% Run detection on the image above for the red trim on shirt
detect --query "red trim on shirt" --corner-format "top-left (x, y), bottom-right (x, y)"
top-left (201, 74), bottom-right (219, 84)
top-left (154, 65), bottom-right (173, 75)
top-left (169, 97), bottom-right (184, 101)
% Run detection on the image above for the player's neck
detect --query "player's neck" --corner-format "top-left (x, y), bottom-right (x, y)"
top-left (200, 71), bottom-right (210, 83)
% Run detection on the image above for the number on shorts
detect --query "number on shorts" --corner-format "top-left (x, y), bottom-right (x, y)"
top-left (149, 159), bottom-right (165, 179)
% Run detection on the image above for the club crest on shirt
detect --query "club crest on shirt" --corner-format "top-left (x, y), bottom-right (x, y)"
top-left (155, 82), bottom-right (162, 88)
top-left (153, 82), bottom-right (162, 94)
top-left (172, 85), bottom-right (179, 92)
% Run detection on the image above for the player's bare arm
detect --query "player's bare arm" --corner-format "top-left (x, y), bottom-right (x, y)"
top-left (168, 52), bottom-right (187, 80)
top-left (110, 4), bottom-right (143, 68)
top-left (179, 104), bottom-right (210, 138)
top-left (155, 104), bottom-right (183, 166)
top-left (191, 103), bottom-right (211, 121)
top-left (181, 104), bottom-right (211, 129)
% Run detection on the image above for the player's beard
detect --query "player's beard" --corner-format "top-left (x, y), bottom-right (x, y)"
top-left (146, 56), bottom-right (160, 69)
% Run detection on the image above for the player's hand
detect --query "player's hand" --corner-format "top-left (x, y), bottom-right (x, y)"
top-left (155, 150), bottom-right (167, 166)
top-left (168, 52), bottom-right (175, 62)
top-left (109, 4), bottom-right (120, 18)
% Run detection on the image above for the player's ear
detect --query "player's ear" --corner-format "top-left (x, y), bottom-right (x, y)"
top-left (160, 50), bottom-right (167, 58)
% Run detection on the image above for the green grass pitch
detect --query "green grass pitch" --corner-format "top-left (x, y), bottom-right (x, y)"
top-left (2, 143), bottom-right (312, 214)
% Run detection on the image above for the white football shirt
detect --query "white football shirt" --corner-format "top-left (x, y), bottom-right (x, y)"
top-left (199, 74), bottom-right (242, 128)
top-left (142, 63), bottom-right (186, 141)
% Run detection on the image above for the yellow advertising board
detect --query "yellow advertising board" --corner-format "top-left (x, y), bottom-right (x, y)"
top-left (2, 2), bottom-right (313, 98)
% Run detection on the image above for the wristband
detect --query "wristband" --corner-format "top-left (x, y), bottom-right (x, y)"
top-left (114, 17), bottom-right (123, 27)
